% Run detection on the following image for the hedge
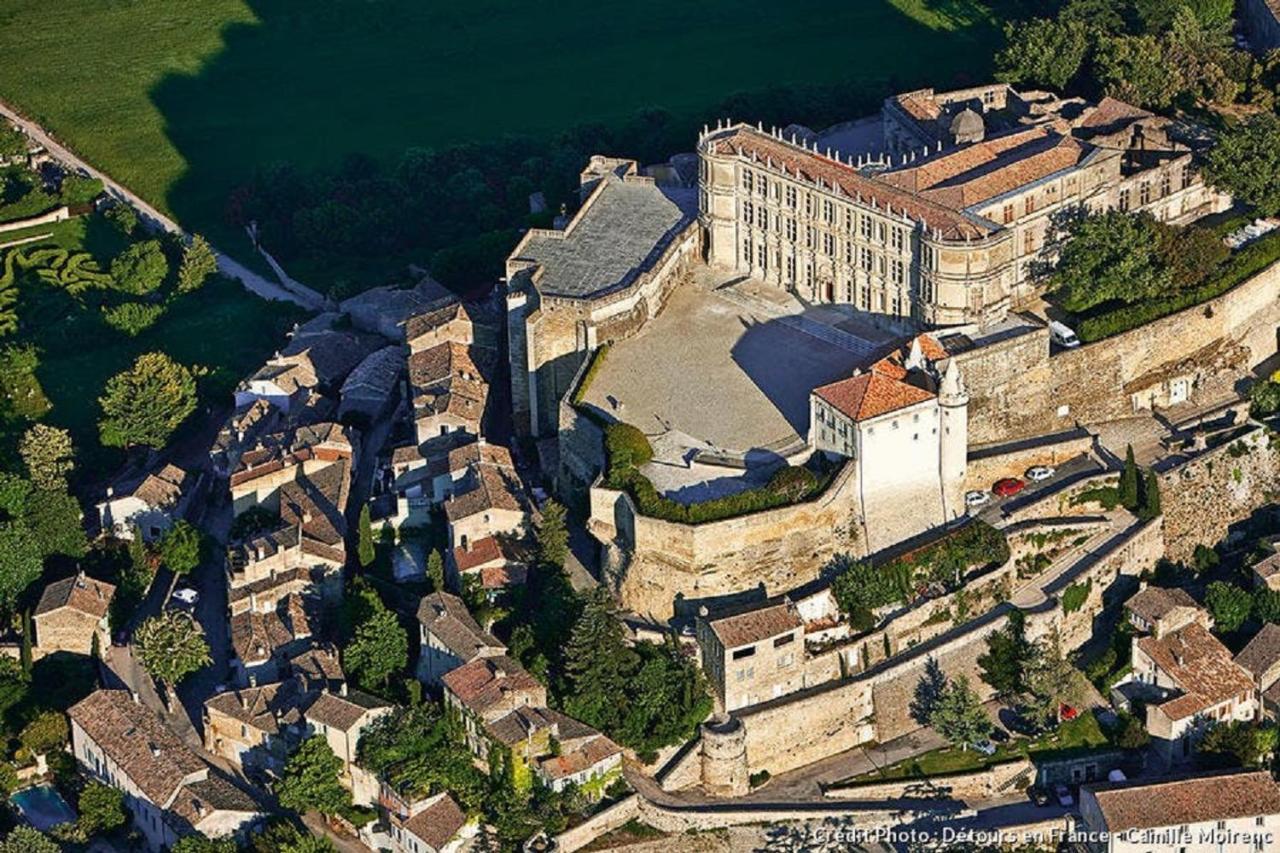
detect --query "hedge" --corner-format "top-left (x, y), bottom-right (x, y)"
top-left (604, 421), bottom-right (652, 468)
top-left (570, 343), bottom-right (610, 406)
top-left (606, 465), bottom-right (832, 524)
top-left (1076, 228), bottom-right (1280, 342)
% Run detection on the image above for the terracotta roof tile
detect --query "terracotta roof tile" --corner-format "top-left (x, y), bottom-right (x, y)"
top-left (416, 591), bottom-right (505, 663)
top-left (34, 573), bottom-right (115, 619)
top-left (304, 689), bottom-right (390, 732)
top-left (441, 655), bottom-right (545, 721)
top-left (708, 602), bottom-right (801, 649)
top-left (813, 371), bottom-right (935, 422)
top-left (1137, 623), bottom-right (1254, 721)
top-left (400, 793), bottom-right (468, 850)
top-left (1086, 770), bottom-right (1280, 832)
top-left (1125, 586), bottom-right (1199, 625)
top-left (537, 732), bottom-right (623, 782)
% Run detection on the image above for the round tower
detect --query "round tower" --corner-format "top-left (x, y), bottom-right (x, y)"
top-left (938, 358), bottom-right (969, 520)
top-left (700, 715), bottom-right (749, 797)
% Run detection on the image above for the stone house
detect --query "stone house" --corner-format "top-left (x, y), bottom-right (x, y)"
top-left (303, 687), bottom-right (394, 806)
top-left (442, 458), bottom-right (528, 553)
top-left (1079, 769), bottom-right (1280, 853)
top-left (409, 341), bottom-right (488, 448)
top-left (530, 712), bottom-right (624, 796)
top-left (1251, 549), bottom-right (1280, 593)
top-left (229, 593), bottom-right (318, 687)
top-left (228, 421), bottom-right (354, 516)
top-left (202, 679), bottom-right (308, 776)
top-left (405, 303), bottom-right (474, 354)
top-left (450, 535), bottom-right (529, 598)
top-left (1125, 586), bottom-right (1209, 639)
top-left (69, 690), bottom-right (263, 850)
top-left (385, 791), bottom-right (476, 853)
top-left (1234, 623), bottom-right (1280, 720)
top-left (33, 572), bottom-right (115, 655)
top-left (339, 345), bottom-right (404, 426)
top-left (697, 599), bottom-right (805, 712)
top-left (96, 463), bottom-right (190, 541)
top-left (441, 655), bottom-right (546, 760)
top-left (288, 646), bottom-right (344, 694)
top-left (415, 591), bottom-right (506, 688)
top-left (339, 276), bottom-right (457, 341)
top-left (235, 313), bottom-right (381, 413)
top-left (1125, 622), bottom-right (1257, 769)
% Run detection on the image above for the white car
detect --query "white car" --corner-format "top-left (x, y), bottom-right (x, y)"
top-left (971, 739), bottom-right (997, 756)
top-left (171, 588), bottom-right (199, 607)
top-left (965, 490), bottom-right (991, 508)
top-left (1026, 465), bottom-right (1055, 482)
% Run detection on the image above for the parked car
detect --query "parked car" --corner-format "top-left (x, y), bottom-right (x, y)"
top-left (993, 478), bottom-right (1026, 497)
top-left (1054, 783), bottom-right (1074, 807)
top-left (1028, 785), bottom-right (1051, 807)
top-left (971, 739), bottom-right (997, 756)
top-left (965, 490), bottom-right (991, 508)
top-left (1025, 465), bottom-right (1055, 482)
top-left (1049, 320), bottom-right (1081, 349)
top-left (171, 587), bottom-right (199, 607)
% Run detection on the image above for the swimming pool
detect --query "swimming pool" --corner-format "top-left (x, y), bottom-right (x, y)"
top-left (10, 784), bottom-right (77, 831)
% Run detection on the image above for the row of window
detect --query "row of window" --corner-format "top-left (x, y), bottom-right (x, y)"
top-left (739, 168), bottom-right (911, 250)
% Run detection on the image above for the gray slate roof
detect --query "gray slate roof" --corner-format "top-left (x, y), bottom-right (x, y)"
top-left (513, 176), bottom-right (695, 300)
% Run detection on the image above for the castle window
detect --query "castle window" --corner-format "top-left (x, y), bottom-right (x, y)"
top-left (742, 200), bottom-right (753, 222)
top-left (862, 285), bottom-right (871, 308)
top-left (877, 222), bottom-right (887, 243)
top-left (1160, 171), bottom-right (1171, 197)
top-left (757, 243), bottom-right (768, 270)
top-left (786, 255), bottom-right (796, 280)
top-left (786, 186), bottom-right (797, 208)
top-left (1118, 188), bottom-right (1131, 212)
top-left (922, 245), bottom-right (934, 269)
top-left (758, 175), bottom-right (768, 197)
top-left (758, 207), bottom-right (768, 230)
top-left (860, 216), bottom-right (872, 240)
top-left (891, 259), bottom-right (904, 284)
top-left (860, 248), bottom-right (872, 271)
top-left (823, 233), bottom-right (835, 256)
top-left (844, 241), bottom-right (853, 264)
top-left (891, 228), bottom-right (904, 251)
top-left (773, 633), bottom-right (794, 648)
top-left (806, 226), bottom-right (815, 249)
top-left (823, 200), bottom-right (835, 223)
top-left (845, 208), bottom-right (854, 231)
top-left (1139, 181), bottom-right (1151, 205)
top-left (1024, 196), bottom-right (1035, 216)
top-left (742, 170), bottom-right (753, 192)
top-left (1181, 163), bottom-right (1193, 189)
top-left (785, 217), bottom-right (797, 241)
top-left (805, 193), bottom-right (813, 216)
top-left (893, 295), bottom-right (902, 315)
top-left (742, 238), bottom-right (752, 264)
top-left (1002, 203), bottom-right (1014, 224)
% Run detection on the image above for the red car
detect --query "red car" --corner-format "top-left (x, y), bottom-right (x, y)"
top-left (1059, 703), bottom-right (1079, 721)
top-left (993, 478), bottom-right (1025, 497)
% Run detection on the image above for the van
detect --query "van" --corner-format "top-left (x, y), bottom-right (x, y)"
top-left (1049, 320), bottom-right (1081, 349)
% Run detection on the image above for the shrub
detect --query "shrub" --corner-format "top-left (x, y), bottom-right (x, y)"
top-left (767, 465), bottom-right (817, 499)
top-left (1071, 485), bottom-right (1121, 510)
top-left (1061, 578), bottom-right (1092, 614)
top-left (604, 422), bottom-right (652, 471)
top-left (102, 301), bottom-right (165, 336)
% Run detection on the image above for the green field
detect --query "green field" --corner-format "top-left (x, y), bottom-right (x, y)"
top-left (0, 0), bottom-right (1006, 260)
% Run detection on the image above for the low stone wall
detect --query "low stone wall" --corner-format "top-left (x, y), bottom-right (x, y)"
top-left (0, 205), bottom-right (71, 234)
top-left (636, 799), bottom-right (905, 835)
top-left (1158, 425), bottom-right (1280, 563)
top-left (823, 757), bottom-right (1033, 802)
top-left (591, 463), bottom-right (863, 619)
top-left (964, 431), bottom-right (1094, 493)
top-left (555, 795), bottom-right (641, 853)
top-left (737, 678), bottom-right (875, 776)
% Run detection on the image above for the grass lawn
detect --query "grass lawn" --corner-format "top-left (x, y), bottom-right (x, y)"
top-left (846, 713), bottom-right (1111, 784)
top-left (0, 0), bottom-right (1009, 265)
top-left (2, 214), bottom-right (303, 479)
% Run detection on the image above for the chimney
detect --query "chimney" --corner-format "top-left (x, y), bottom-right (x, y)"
top-left (301, 511), bottom-right (312, 524)
top-left (130, 690), bottom-right (141, 705)
top-left (149, 742), bottom-right (161, 758)
top-left (339, 681), bottom-right (348, 697)
top-left (255, 545), bottom-right (265, 561)
top-left (105, 486), bottom-right (113, 498)
top-left (239, 692), bottom-right (249, 710)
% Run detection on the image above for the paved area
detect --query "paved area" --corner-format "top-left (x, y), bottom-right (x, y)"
top-left (582, 269), bottom-right (888, 465)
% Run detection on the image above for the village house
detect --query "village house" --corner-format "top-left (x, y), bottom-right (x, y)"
top-left (442, 456), bottom-right (528, 553)
top-left (203, 679), bottom-right (309, 776)
top-left (1251, 547), bottom-right (1280, 593)
top-left (450, 535), bottom-right (529, 598)
top-left (1079, 769), bottom-right (1280, 853)
top-left (96, 463), bottom-right (190, 541)
top-left (229, 593), bottom-right (318, 687)
top-left (1125, 585), bottom-right (1209, 639)
top-left (409, 341), bottom-right (488, 449)
top-left (303, 687), bottom-right (394, 806)
top-left (385, 791), bottom-right (477, 853)
top-left (289, 645), bottom-right (345, 694)
top-left (228, 420), bottom-right (354, 517)
top-left (441, 655), bottom-right (546, 759)
top-left (234, 312), bottom-right (380, 413)
top-left (33, 572), bottom-right (114, 656)
top-left (1235, 623), bottom-right (1280, 720)
top-left (405, 302), bottom-right (474, 353)
top-left (697, 599), bottom-right (805, 712)
top-left (211, 399), bottom-right (284, 479)
top-left (339, 345), bottom-right (404, 426)
top-left (415, 591), bottom-right (507, 687)
top-left (69, 690), bottom-right (264, 850)
top-left (339, 275), bottom-right (457, 341)
top-left (1123, 621), bottom-right (1257, 769)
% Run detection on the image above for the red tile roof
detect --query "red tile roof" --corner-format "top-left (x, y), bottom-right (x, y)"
top-left (441, 655), bottom-right (545, 720)
top-left (401, 792), bottom-right (468, 850)
top-left (1086, 770), bottom-right (1280, 832)
top-left (813, 371), bottom-right (935, 422)
top-left (34, 573), bottom-right (115, 619)
top-left (707, 601), bottom-right (802, 649)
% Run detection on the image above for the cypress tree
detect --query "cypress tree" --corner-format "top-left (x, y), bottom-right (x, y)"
top-left (1138, 469), bottom-right (1162, 521)
top-left (357, 505), bottom-right (375, 568)
top-left (1118, 445), bottom-right (1140, 510)
top-left (20, 610), bottom-right (33, 676)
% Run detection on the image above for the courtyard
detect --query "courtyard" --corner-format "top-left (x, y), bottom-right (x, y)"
top-left (580, 269), bottom-right (896, 500)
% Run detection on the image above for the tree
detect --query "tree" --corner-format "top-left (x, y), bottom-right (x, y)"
top-left (78, 781), bottom-right (126, 835)
top-left (1198, 721), bottom-right (1277, 769)
top-left (1249, 380), bottom-right (1280, 417)
top-left (104, 202), bottom-right (139, 237)
top-left (1192, 544), bottom-right (1220, 573)
top-left (1095, 34), bottom-right (1185, 110)
top-left (23, 486), bottom-right (86, 559)
top-left (134, 610), bottom-right (211, 693)
top-left (535, 499), bottom-right (569, 569)
top-left (342, 586), bottom-right (407, 691)
top-left (910, 657), bottom-right (949, 727)
top-left (995, 18), bottom-right (1089, 90)
top-left (277, 735), bottom-right (351, 816)
top-left (831, 555), bottom-right (909, 614)
top-left (177, 235), bottom-right (218, 292)
top-left (157, 519), bottom-right (202, 574)
top-left (19, 609), bottom-right (32, 676)
top-left (1052, 212), bottom-right (1171, 313)
top-left (19, 709), bottom-right (68, 755)
top-left (172, 838), bottom-right (238, 853)
top-left (18, 424), bottom-right (73, 490)
top-left (98, 352), bottom-right (197, 448)
top-left (0, 522), bottom-right (42, 613)
top-left (1115, 712), bottom-right (1151, 749)
top-left (563, 587), bottom-right (637, 733)
top-left (1254, 588), bottom-right (1280, 625)
top-left (978, 610), bottom-right (1030, 700)
top-left (1203, 113), bottom-right (1280, 216)
top-left (1119, 445), bottom-right (1140, 510)
top-left (356, 504), bottom-right (374, 568)
top-left (1206, 581), bottom-right (1252, 633)
top-left (109, 239), bottom-right (169, 295)
top-left (1138, 469), bottom-right (1162, 521)
top-left (427, 549), bottom-right (445, 591)
top-left (1024, 629), bottom-right (1083, 729)
top-left (930, 676), bottom-right (992, 749)
top-left (0, 826), bottom-right (59, 853)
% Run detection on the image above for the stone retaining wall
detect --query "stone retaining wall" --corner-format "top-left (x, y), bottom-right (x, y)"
top-left (0, 205), bottom-right (71, 234)
top-left (964, 432), bottom-right (1095, 493)
top-left (555, 795), bottom-right (641, 853)
top-left (823, 757), bottom-right (1033, 801)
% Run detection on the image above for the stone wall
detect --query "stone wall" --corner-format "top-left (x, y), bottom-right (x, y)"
top-left (591, 463), bottom-right (864, 619)
top-left (736, 678), bottom-right (875, 776)
top-left (964, 259), bottom-right (1280, 443)
top-left (964, 431), bottom-right (1094, 493)
top-left (1158, 426), bottom-right (1280, 563)
top-left (823, 757), bottom-right (1033, 802)
top-left (636, 799), bottom-right (905, 835)
top-left (555, 795), bottom-right (640, 853)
